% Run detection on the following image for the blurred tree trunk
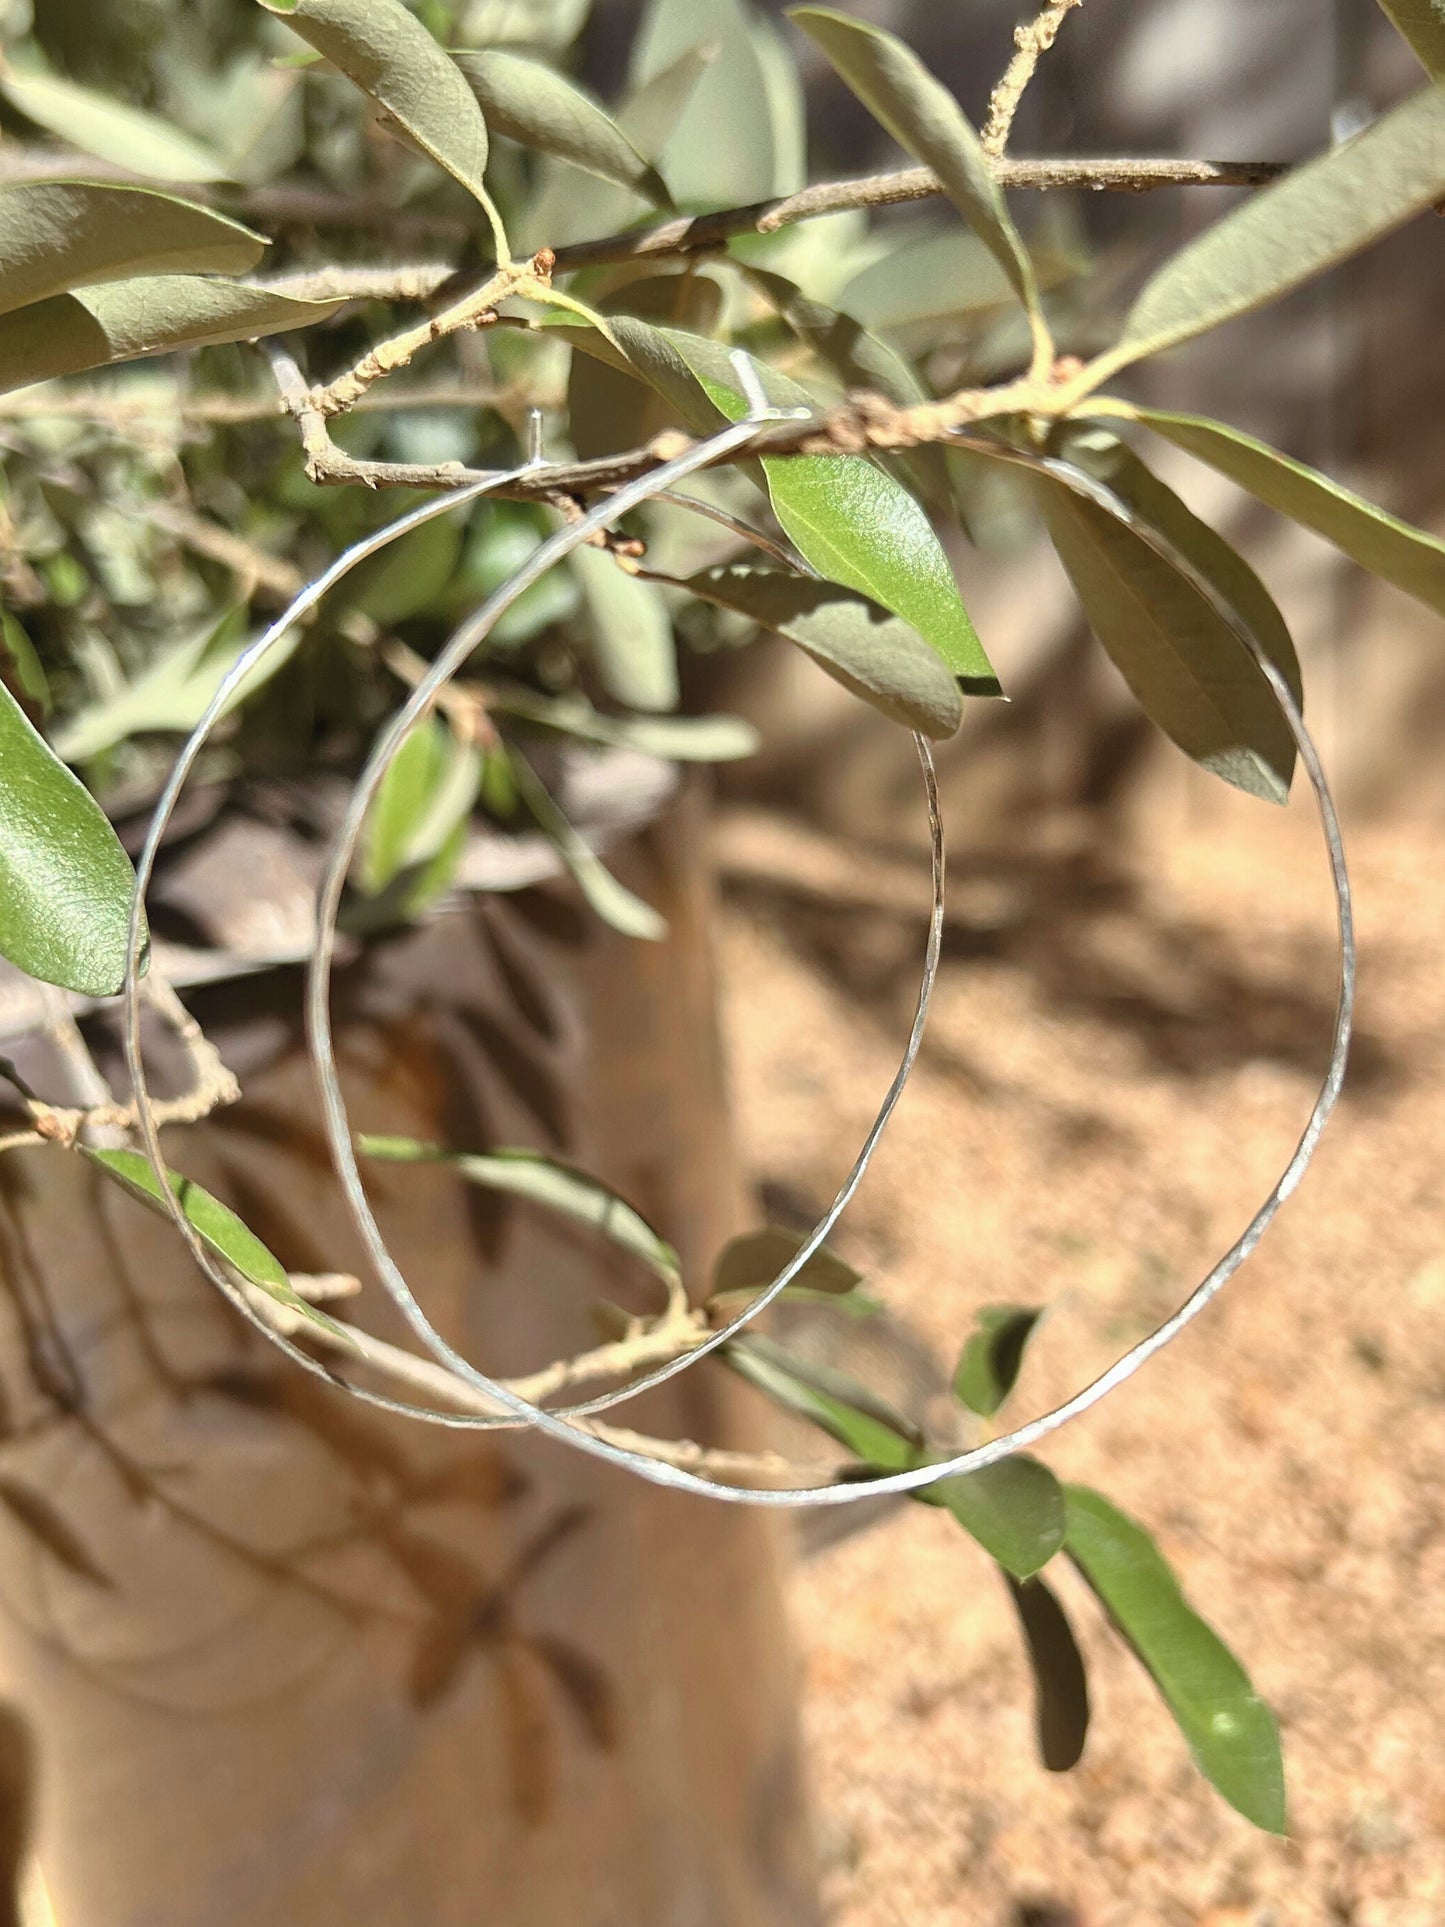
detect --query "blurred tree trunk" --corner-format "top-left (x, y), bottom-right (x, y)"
top-left (0, 782), bottom-right (818, 1927)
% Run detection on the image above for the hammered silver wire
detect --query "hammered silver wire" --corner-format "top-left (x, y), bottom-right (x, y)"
top-left (123, 413), bottom-right (1354, 1508)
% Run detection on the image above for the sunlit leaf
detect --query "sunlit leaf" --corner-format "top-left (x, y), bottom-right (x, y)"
top-left (1064, 1485), bottom-right (1287, 1833)
top-left (1030, 439), bottom-right (1299, 801)
top-left (0, 276), bottom-right (343, 397)
top-left (639, 326), bottom-right (998, 693)
top-left (571, 546), bottom-right (679, 713)
top-left (359, 1134), bottom-right (680, 1282)
top-left (1132, 408), bottom-right (1445, 619)
top-left (505, 745), bottom-right (666, 941)
top-left (790, 8), bottom-right (1040, 323)
top-left (258, 0), bottom-right (492, 205)
top-left (724, 1333), bottom-right (922, 1469)
top-left (82, 1146), bottom-right (351, 1337)
top-left (709, 1225), bottom-right (863, 1301)
top-left (630, 0), bottom-right (787, 205)
top-left (455, 50), bottom-right (669, 204)
top-left (952, 1304), bottom-right (1044, 1418)
top-left (0, 179), bottom-right (265, 319)
top-left (0, 63), bottom-right (231, 182)
top-left (922, 1455), bottom-right (1067, 1579)
top-left (837, 229), bottom-right (1042, 333)
top-left (1093, 85), bottom-right (1445, 377)
top-left (680, 563), bottom-right (964, 735)
top-left (1006, 1573), bottom-right (1090, 1771)
top-left (0, 681), bottom-right (139, 996)
top-left (1375, 1), bottom-right (1445, 76)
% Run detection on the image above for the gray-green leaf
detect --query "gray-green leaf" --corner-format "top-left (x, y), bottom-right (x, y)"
top-left (359, 1134), bottom-right (680, 1283)
top-left (455, 50), bottom-right (669, 204)
top-left (952, 1304), bottom-right (1044, 1418)
top-left (0, 64), bottom-right (231, 183)
top-left (1032, 442), bottom-right (1299, 801)
top-left (1097, 84), bottom-right (1445, 375)
top-left (680, 563), bottom-right (964, 736)
top-left (490, 689), bottom-right (755, 762)
top-left (0, 276), bottom-right (343, 397)
top-left (82, 1145), bottom-right (349, 1338)
top-left (1133, 408), bottom-right (1445, 619)
top-left (1064, 1485), bottom-right (1287, 1833)
top-left (259, 0), bottom-right (491, 204)
top-left (923, 1455), bottom-right (1067, 1579)
top-left (0, 180), bottom-right (265, 319)
top-left (571, 545), bottom-right (679, 713)
top-left (505, 746), bottom-right (665, 942)
top-left (710, 1225), bottom-right (863, 1301)
top-left (356, 715), bottom-right (480, 914)
top-left (0, 681), bottom-right (140, 996)
top-left (790, 7), bottom-right (1039, 322)
top-left (724, 1333), bottom-right (921, 1469)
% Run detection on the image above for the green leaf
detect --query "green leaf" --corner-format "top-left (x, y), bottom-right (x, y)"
top-left (82, 1146), bottom-right (350, 1338)
top-left (490, 689), bottom-right (756, 762)
top-left (359, 1134), bottom-right (680, 1282)
top-left (1132, 408), bottom-right (1445, 620)
top-left (680, 563), bottom-right (964, 736)
top-left (571, 546), bottom-right (679, 713)
top-left (0, 64), bottom-right (232, 183)
top-left (0, 681), bottom-right (140, 996)
top-left (455, 50), bottom-right (670, 204)
top-left (0, 180), bottom-right (265, 320)
top-left (0, 611), bottom-right (50, 716)
top-left (1006, 1574), bottom-right (1090, 1771)
top-left (1031, 441), bottom-right (1299, 802)
top-left (356, 715), bottom-right (480, 910)
top-left (1064, 1485), bottom-right (1287, 1832)
top-left (923, 1455), bottom-right (1067, 1580)
top-left (505, 746), bottom-right (665, 941)
top-left (1094, 84), bottom-right (1445, 378)
top-left (724, 1333), bottom-right (921, 1469)
top-left (0, 276), bottom-right (343, 397)
top-left (952, 1304), bottom-right (1044, 1419)
top-left (1375, 0), bottom-right (1445, 76)
top-left (630, 0), bottom-right (790, 205)
top-left (654, 328), bottom-right (999, 693)
top-left (259, 0), bottom-right (492, 206)
top-left (790, 8), bottom-right (1040, 324)
top-left (709, 1225), bottom-right (863, 1301)
top-left (837, 228), bottom-right (1042, 333)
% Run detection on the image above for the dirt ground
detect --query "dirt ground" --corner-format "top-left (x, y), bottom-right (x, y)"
top-left (714, 791), bottom-right (1445, 1927)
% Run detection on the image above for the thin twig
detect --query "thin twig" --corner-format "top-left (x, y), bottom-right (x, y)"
top-left (0, 380), bottom-right (537, 428)
top-left (984, 0), bottom-right (1087, 158)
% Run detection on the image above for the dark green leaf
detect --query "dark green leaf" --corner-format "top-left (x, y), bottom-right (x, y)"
top-left (952, 1304), bottom-right (1044, 1418)
top-left (1094, 85), bottom-right (1445, 376)
top-left (1064, 1485), bottom-right (1287, 1833)
top-left (790, 8), bottom-right (1039, 323)
top-left (1375, 1), bottom-right (1445, 76)
top-left (710, 1225), bottom-right (863, 1301)
top-left (724, 1333), bottom-right (921, 1469)
top-left (0, 611), bottom-right (50, 716)
top-left (1006, 1573), bottom-right (1090, 1771)
top-left (649, 327), bottom-right (998, 692)
top-left (455, 50), bottom-right (669, 204)
top-left (0, 64), bottom-right (231, 182)
top-left (359, 1134), bottom-right (680, 1282)
top-left (1031, 444), bottom-right (1299, 802)
top-left (923, 1455), bottom-right (1067, 1579)
top-left (0, 681), bottom-right (139, 996)
top-left (680, 563), bottom-right (964, 736)
top-left (1133, 408), bottom-right (1445, 619)
top-left (505, 746), bottom-right (665, 940)
top-left (82, 1146), bottom-right (350, 1337)
top-left (259, 0), bottom-right (491, 204)
top-left (0, 180), bottom-right (265, 319)
top-left (0, 276), bottom-right (343, 397)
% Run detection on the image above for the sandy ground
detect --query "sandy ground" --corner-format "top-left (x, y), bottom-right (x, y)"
top-left (715, 794), bottom-right (1445, 1927)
